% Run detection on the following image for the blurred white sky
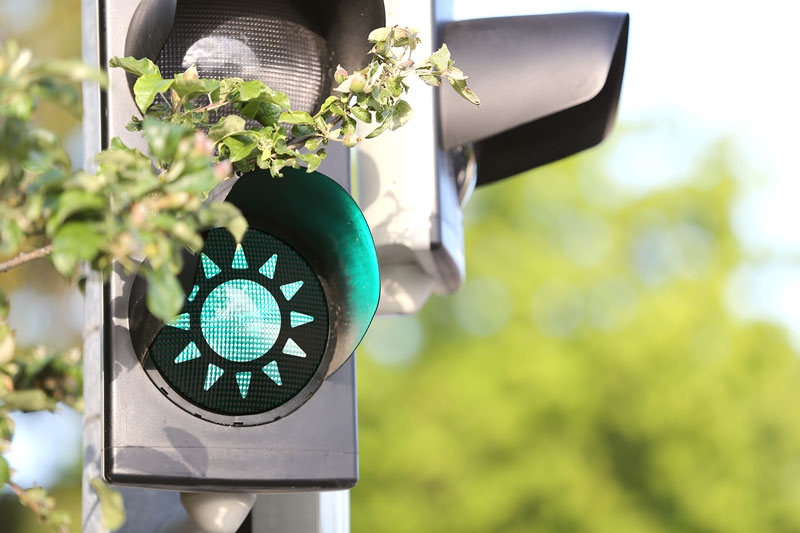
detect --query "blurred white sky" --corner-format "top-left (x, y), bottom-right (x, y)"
top-left (453, 0), bottom-right (800, 343)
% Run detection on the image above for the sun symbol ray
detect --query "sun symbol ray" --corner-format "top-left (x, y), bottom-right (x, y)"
top-left (262, 361), bottom-right (282, 386)
top-left (201, 253), bottom-right (222, 279)
top-left (168, 312), bottom-right (191, 330)
top-left (204, 363), bottom-right (224, 391)
top-left (236, 372), bottom-right (252, 398)
top-left (187, 285), bottom-right (199, 302)
top-left (259, 254), bottom-right (277, 279)
top-left (280, 281), bottom-right (304, 301)
top-left (290, 311), bottom-right (314, 328)
top-left (174, 342), bottom-right (202, 364)
top-left (283, 338), bottom-right (307, 358)
top-left (232, 244), bottom-right (248, 269)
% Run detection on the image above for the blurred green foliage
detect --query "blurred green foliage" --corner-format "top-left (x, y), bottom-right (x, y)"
top-left (354, 140), bottom-right (800, 532)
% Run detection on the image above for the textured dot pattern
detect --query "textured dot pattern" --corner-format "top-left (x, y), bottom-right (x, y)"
top-left (156, 0), bottom-right (333, 116)
top-left (147, 227), bottom-right (329, 416)
top-left (201, 279), bottom-right (281, 362)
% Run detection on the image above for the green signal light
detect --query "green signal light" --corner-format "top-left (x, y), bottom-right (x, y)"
top-left (145, 227), bottom-right (329, 417)
top-left (201, 279), bottom-right (281, 363)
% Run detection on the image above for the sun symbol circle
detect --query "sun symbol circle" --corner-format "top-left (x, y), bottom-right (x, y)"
top-left (143, 227), bottom-right (330, 421)
top-left (200, 279), bottom-right (281, 362)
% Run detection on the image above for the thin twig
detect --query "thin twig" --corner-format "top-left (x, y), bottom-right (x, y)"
top-left (8, 480), bottom-right (45, 519)
top-left (0, 244), bottom-right (53, 274)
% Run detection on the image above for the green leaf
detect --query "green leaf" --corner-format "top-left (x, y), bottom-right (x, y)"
top-left (208, 115), bottom-right (246, 143)
top-left (46, 189), bottom-right (105, 235)
top-left (51, 222), bottom-right (104, 277)
top-left (90, 478), bottom-right (126, 531)
top-left (291, 124), bottom-right (315, 138)
top-left (366, 120), bottom-right (390, 139)
top-left (238, 80), bottom-right (265, 101)
top-left (318, 95), bottom-right (339, 115)
top-left (262, 86), bottom-right (290, 109)
top-left (241, 101), bottom-right (281, 127)
top-left (2, 389), bottom-right (57, 412)
top-left (351, 105), bottom-right (372, 123)
top-left (279, 111), bottom-right (314, 126)
top-left (0, 290), bottom-right (8, 321)
top-left (109, 137), bottom-right (131, 151)
top-left (430, 44), bottom-right (451, 72)
top-left (223, 135), bottom-right (258, 162)
top-left (329, 102), bottom-right (345, 116)
top-left (0, 456), bottom-right (9, 487)
top-left (448, 78), bottom-right (481, 106)
top-left (387, 76), bottom-right (404, 97)
top-left (256, 151), bottom-right (271, 170)
top-left (108, 56), bottom-right (160, 77)
top-left (172, 77), bottom-right (219, 100)
top-left (297, 152), bottom-right (321, 173)
top-left (0, 220), bottom-right (22, 257)
top-left (418, 74), bottom-right (441, 87)
top-left (145, 266), bottom-right (184, 322)
top-left (342, 115), bottom-right (357, 135)
top-left (133, 74), bottom-right (174, 113)
top-left (141, 118), bottom-right (189, 161)
top-left (368, 27), bottom-right (392, 43)
top-left (392, 27), bottom-right (418, 48)
top-left (305, 138), bottom-right (322, 151)
top-left (387, 99), bottom-right (413, 131)
top-left (215, 203), bottom-right (248, 243)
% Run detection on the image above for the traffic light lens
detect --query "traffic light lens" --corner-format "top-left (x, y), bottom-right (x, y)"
top-left (145, 227), bottom-right (329, 418)
top-left (201, 279), bottom-right (281, 363)
top-left (157, 0), bottom-right (332, 114)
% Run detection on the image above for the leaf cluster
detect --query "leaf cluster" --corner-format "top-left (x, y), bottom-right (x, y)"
top-left (109, 25), bottom-right (479, 177)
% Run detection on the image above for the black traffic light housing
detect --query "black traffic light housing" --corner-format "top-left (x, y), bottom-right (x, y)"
top-left (439, 12), bottom-right (630, 185)
top-left (101, 0), bottom-right (383, 491)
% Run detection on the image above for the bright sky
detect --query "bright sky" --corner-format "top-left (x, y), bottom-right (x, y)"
top-left (452, 0), bottom-right (800, 342)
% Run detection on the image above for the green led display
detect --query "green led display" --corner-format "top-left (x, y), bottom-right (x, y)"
top-left (147, 227), bottom-right (329, 416)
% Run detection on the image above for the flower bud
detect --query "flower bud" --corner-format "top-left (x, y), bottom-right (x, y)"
top-left (334, 65), bottom-right (348, 84)
top-left (349, 73), bottom-right (367, 93)
top-left (342, 132), bottom-right (360, 148)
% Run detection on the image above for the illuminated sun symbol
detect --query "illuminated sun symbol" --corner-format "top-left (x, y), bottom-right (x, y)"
top-left (166, 242), bottom-right (315, 399)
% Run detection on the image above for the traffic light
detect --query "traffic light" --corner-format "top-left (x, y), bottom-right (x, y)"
top-left (98, 0), bottom-right (384, 491)
top-left (83, 0), bottom-right (629, 528)
top-left (359, 3), bottom-right (629, 315)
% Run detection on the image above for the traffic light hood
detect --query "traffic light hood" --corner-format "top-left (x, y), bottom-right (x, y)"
top-left (439, 12), bottom-right (630, 185)
top-left (221, 168), bottom-right (381, 380)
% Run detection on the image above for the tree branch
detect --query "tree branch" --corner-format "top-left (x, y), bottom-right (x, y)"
top-left (0, 245), bottom-right (53, 274)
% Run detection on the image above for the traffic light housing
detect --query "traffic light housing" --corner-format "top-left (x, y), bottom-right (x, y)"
top-left (100, 0), bottom-right (384, 491)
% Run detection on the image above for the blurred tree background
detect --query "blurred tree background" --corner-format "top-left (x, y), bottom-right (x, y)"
top-left (5, 1), bottom-right (800, 532)
top-left (354, 137), bottom-right (800, 531)
top-left (0, 0), bottom-right (84, 531)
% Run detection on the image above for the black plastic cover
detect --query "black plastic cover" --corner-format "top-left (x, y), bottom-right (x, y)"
top-left (439, 12), bottom-right (630, 185)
